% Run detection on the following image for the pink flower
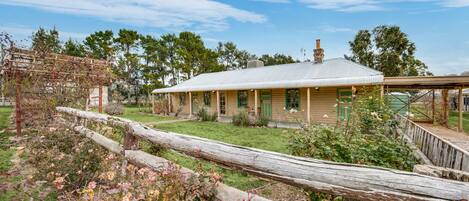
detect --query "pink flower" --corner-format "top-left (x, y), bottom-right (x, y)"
top-left (53, 177), bottom-right (65, 190)
top-left (118, 182), bottom-right (132, 190)
top-left (87, 181), bottom-right (96, 189)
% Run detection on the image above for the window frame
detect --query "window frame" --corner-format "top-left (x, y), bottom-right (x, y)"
top-left (285, 88), bottom-right (300, 110)
top-left (237, 90), bottom-right (248, 108)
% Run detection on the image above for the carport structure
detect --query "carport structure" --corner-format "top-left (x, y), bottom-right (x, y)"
top-left (384, 75), bottom-right (469, 132)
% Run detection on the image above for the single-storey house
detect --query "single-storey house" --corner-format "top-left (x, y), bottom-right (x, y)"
top-left (152, 40), bottom-right (384, 124)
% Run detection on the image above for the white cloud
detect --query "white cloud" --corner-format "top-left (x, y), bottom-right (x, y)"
top-left (0, 25), bottom-right (88, 42)
top-left (252, 0), bottom-right (291, 3)
top-left (0, 0), bottom-right (266, 32)
top-left (321, 25), bottom-right (354, 33)
top-left (298, 0), bottom-right (469, 12)
top-left (299, 0), bottom-right (383, 12)
top-left (441, 0), bottom-right (469, 7)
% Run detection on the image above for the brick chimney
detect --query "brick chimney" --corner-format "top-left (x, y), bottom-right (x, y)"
top-left (313, 39), bottom-right (324, 64)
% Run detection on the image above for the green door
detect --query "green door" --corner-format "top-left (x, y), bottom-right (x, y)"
top-left (260, 90), bottom-right (272, 119)
top-left (337, 89), bottom-right (352, 122)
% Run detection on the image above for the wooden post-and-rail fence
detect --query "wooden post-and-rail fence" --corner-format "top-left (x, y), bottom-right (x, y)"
top-left (397, 115), bottom-right (469, 172)
top-left (56, 107), bottom-right (469, 201)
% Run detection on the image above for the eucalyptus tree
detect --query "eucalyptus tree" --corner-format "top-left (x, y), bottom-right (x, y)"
top-left (349, 25), bottom-right (431, 76)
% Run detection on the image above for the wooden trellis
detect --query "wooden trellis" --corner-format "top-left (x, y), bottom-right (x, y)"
top-left (1, 47), bottom-right (112, 135)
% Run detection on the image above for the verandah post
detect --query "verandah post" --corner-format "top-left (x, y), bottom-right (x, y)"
top-left (254, 89), bottom-right (258, 117)
top-left (189, 91), bottom-right (192, 118)
top-left (98, 78), bottom-right (103, 113)
top-left (458, 87), bottom-right (464, 132)
top-left (15, 72), bottom-right (21, 136)
top-left (216, 90), bottom-right (220, 119)
top-left (307, 87), bottom-right (311, 124)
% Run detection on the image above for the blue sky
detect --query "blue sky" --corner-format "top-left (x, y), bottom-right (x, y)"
top-left (1, 0), bottom-right (468, 75)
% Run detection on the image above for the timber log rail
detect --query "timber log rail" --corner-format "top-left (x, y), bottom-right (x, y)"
top-left (397, 115), bottom-right (469, 172)
top-left (56, 107), bottom-right (469, 201)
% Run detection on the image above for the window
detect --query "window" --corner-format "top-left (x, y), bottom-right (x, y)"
top-left (203, 92), bottom-right (211, 106)
top-left (237, 90), bottom-right (248, 108)
top-left (179, 93), bottom-right (186, 106)
top-left (285, 89), bottom-right (300, 110)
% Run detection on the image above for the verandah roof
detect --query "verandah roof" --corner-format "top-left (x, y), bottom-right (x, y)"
top-left (153, 58), bottom-right (384, 93)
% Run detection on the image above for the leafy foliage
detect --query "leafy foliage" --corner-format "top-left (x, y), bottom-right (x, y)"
top-left (32, 27), bottom-right (61, 54)
top-left (349, 25), bottom-right (431, 76)
top-left (255, 115), bottom-right (270, 127)
top-left (232, 111), bottom-right (251, 127)
top-left (62, 39), bottom-right (86, 57)
top-left (259, 53), bottom-right (298, 66)
top-left (289, 87), bottom-right (418, 171)
top-left (196, 107), bottom-right (217, 122)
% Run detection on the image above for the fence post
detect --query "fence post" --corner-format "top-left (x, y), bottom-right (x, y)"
top-left (122, 125), bottom-right (139, 175)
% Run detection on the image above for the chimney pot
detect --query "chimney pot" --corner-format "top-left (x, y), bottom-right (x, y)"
top-left (247, 60), bottom-right (264, 68)
top-left (313, 39), bottom-right (324, 64)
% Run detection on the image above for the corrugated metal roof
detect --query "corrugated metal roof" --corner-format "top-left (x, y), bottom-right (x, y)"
top-left (153, 58), bottom-right (383, 93)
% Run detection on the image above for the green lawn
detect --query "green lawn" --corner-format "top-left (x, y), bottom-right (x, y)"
top-left (155, 121), bottom-right (291, 153)
top-left (0, 106), bottom-right (18, 200)
top-left (119, 106), bottom-right (293, 191)
top-left (117, 105), bottom-right (175, 123)
top-left (0, 107), bottom-right (14, 173)
top-left (449, 111), bottom-right (469, 133)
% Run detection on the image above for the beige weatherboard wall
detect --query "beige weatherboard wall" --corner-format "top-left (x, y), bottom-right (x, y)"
top-left (153, 58), bottom-right (384, 124)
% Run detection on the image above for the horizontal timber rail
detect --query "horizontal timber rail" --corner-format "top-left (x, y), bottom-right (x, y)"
top-left (57, 107), bottom-right (469, 201)
top-left (60, 118), bottom-right (269, 201)
top-left (397, 115), bottom-right (469, 172)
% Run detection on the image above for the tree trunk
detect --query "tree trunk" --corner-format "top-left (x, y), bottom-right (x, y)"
top-left (57, 107), bottom-right (469, 201)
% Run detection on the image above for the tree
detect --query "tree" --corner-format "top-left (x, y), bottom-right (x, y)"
top-left (216, 42), bottom-right (257, 70)
top-left (349, 25), bottom-right (431, 77)
top-left (32, 27), bottom-right (61, 53)
top-left (114, 29), bottom-right (141, 104)
top-left (217, 42), bottom-right (238, 70)
top-left (259, 54), bottom-right (296, 66)
top-left (84, 30), bottom-right (114, 60)
top-left (62, 39), bottom-right (86, 57)
top-left (159, 33), bottom-right (179, 86)
top-left (140, 35), bottom-right (165, 99)
top-left (177, 32), bottom-right (205, 80)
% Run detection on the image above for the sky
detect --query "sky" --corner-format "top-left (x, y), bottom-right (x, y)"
top-left (0, 0), bottom-right (468, 75)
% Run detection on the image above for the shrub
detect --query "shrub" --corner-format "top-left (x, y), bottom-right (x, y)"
top-left (347, 87), bottom-right (398, 136)
top-left (255, 115), bottom-right (270, 127)
top-left (289, 124), bottom-right (417, 171)
top-left (104, 103), bottom-right (124, 115)
top-left (196, 107), bottom-right (217, 121)
top-left (232, 111), bottom-right (250, 127)
top-left (26, 123), bottom-right (220, 200)
top-left (289, 87), bottom-right (418, 171)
